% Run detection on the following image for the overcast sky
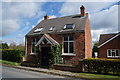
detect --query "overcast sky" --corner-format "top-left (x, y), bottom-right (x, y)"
top-left (1, 0), bottom-right (119, 45)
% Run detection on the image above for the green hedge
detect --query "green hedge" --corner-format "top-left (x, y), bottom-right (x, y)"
top-left (83, 58), bottom-right (120, 75)
top-left (1, 49), bottom-right (24, 63)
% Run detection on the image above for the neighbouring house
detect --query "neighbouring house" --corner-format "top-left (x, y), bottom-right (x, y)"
top-left (98, 32), bottom-right (120, 58)
top-left (24, 5), bottom-right (92, 70)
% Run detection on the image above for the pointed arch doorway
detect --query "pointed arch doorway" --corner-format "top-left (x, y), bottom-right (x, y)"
top-left (35, 34), bottom-right (59, 67)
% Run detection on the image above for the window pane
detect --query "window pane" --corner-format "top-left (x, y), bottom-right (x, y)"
top-left (116, 50), bottom-right (119, 56)
top-left (112, 52), bottom-right (115, 57)
top-left (32, 44), bottom-right (36, 53)
top-left (64, 36), bottom-right (68, 41)
top-left (43, 38), bottom-right (48, 44)
top-left (64, 42), bottom-right (68, 53)
top-left (108, 50), bottom-right (111, 56)
top-left (66, 24), bottom-right (73, 29)
top-left (32, 38), bottom-right (36, 44)
top-left (69, 42), bottom-right (74, 53)
top-left (69, 36), bottom-right (73, 41)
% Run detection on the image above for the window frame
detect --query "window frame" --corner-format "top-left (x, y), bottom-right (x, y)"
top-left (34, 28), bottom-right (43, 32)
top-left (31, 38), bottom-right (37, 54)
top-left (49, 26), bottom-right (55, 31)
top-left (63, 24), bottom-right (75, 29)
top-left (107, 49), bottom-right (120, 58)
top-left (62, 36), bottom-right (75, 56)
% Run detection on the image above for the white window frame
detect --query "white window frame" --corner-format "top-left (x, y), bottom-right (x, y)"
top-left (34, 28), bottom-right (43, 32)
top-left (31, 38), bottom-right (37, 54)
top-left (107, 49), bottom-right (120, 58)
top-left (49, 26), bottom-right (55, 31)
top-left (62, 36), bottom-right (75, 56)
top-left (63, 24), bottom-right (75, 29)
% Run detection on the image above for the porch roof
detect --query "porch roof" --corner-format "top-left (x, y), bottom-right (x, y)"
top-left (35, 33), bottom-right (59, 46)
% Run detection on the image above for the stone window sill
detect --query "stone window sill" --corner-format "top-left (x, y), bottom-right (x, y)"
top-left (61, 53), bottom-right (76, 56)
top-left (30, 53), bottom-right (37, 55)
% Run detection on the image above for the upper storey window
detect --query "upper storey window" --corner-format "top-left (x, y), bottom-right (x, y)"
top-left (64, 24), bottom-right (74, 29)
top-left (34, 28), bottom-right (43, 32)
top-left (49, 26), bottom-right (55, 31)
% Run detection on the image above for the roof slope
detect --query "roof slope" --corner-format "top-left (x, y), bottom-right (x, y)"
top-left (99, 33), bottom-right (117, 45)
top-left (35, 34), bottom-right (59, 46)
top-left (98, 32), bottom-right (120, 48)
top-left (26, 14), bottom-right (88, 36)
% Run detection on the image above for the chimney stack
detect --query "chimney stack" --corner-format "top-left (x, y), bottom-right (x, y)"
top-left (80, 5), bottom-right (85, 16)
top-left (44, 14), bottom-right (49, 20)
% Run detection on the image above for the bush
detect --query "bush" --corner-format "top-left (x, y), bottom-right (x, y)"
top-left (1, 49), bottom-right (24, 63)
top-left (83, 58), bottom-right (120, 75)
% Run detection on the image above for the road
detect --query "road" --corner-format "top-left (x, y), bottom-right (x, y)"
top-left (2, 66), bottom-right (65, 78)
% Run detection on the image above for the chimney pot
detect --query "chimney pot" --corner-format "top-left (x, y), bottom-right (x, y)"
top-left (44, 14), bottom-right (49, 20)
top-left (80, 5), bottom-right (85, 16)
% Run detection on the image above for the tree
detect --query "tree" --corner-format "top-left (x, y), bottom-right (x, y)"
top-left (0, 43), bottom-right (9, 49)
top-left (9, 42), bottom-right (25, 51)
top-left (92, 42), bottom-right (99, 57)
top-left (16, 43), bottom-right (25, 51)
top-left (9, 42), bottom-right (17, 50)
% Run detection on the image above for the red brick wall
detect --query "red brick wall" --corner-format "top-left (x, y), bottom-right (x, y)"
top-left (26, 36), bottom-right (32, 55)
top-left (85, 18), bottom-right (92, 58)
top-left (98, 35), bottom-right (120, 59)
top-left (51, 34), bottom-right (62, 43)
top-left (51, 33), bottom-right (85, 66)
top-left (26, 32), bottom-right (86, 65)
top-left (26, 36), bottom-right (41, 61)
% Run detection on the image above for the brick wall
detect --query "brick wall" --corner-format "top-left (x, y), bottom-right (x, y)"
top-left (85, 18), bottom-right (92, 58)
top-left (98, 36), bottom-right (120, 59)
top-left (26, 32), bottom-right (88, 66)
top-left (26, 35), bottom-right (41, 61)
top-left (51, 33), bottom-right (85, 66)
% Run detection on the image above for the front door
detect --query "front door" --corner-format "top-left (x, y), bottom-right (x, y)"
top-left (41, 46), bottom-right (51, 67)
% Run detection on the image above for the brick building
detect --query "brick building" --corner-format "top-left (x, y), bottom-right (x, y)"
top-left (98, 32), bottom-right (120, 58)
top-left (24, 5), bottom-right (92, 67)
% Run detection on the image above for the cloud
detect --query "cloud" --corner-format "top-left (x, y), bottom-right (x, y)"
top-left (2, 37), bottom-right (25, 45)
top-left (60, 2), bottom-right (119, 42)
top-left (18, 34), bottom-right (24, 38)
top-left (59, 2), bottom-right (117, 16)
top-left (90, 5), bottom-right (118, 30)
top-left (90, 5), bottom-right (118, 41)
top-left (49, 15), bottom-right (57, 19)
top-left (20, 22), bottom-right (30, 32)
top-left (36, 15), bottom-right (57, 24)
top-left (2, 2), bottom-right (44, 36)
top-left (2, 19), bottom-right (20, 36)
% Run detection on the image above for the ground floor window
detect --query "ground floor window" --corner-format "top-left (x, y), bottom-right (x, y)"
top-left (63, 36), bottom-right (74, 54)
top-left (31, 38), bottom-right (38, 54)
top-left (107, 49), bottom-right (120, 58)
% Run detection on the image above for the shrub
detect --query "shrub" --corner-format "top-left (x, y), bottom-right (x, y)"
top-left (83, 58), bottom-right (120, 75)
top-left (1, 49), bottom-right (24, 63)
top-left (51, 44), bottom-right (63, 64)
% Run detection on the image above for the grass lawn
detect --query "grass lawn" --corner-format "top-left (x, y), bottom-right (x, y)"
top-left (75, 72), bottom-right (120, 80)
top-left (0, 60), bottom-right (20, 66)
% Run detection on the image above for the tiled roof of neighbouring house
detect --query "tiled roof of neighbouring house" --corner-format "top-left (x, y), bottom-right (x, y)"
top-left (26, 14), bottom-right (88, 36)
top-left (98, 32), bottom-right (120, 48)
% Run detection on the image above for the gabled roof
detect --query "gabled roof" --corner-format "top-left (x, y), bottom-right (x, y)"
top-left (26, 14), bottom-right (88, 36)
top-left (98, 32), bottom-right (120, 48)
top-left (35, 34), bottom-right (59, 46)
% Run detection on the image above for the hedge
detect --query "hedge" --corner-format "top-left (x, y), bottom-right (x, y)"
top-left (1, 49), bottom-right (24, 63)
top-left (83, 58), bottom-right (120, 75)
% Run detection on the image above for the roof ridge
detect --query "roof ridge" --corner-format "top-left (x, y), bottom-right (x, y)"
top-left (100, 33), bottom-right (117, 35)
top-left (43, 14), bottom-right (85, 21)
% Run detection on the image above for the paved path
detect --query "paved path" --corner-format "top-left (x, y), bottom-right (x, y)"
top-left (2, 66), bottom-right (65, 78)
